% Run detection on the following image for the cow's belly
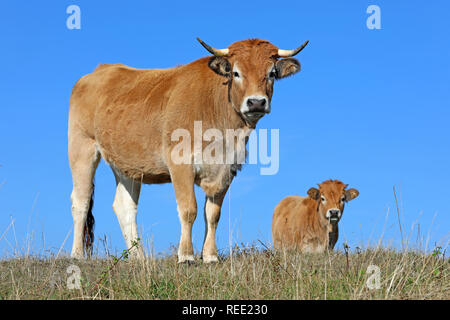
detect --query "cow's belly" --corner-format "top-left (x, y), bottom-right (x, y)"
top-left (94, 139), bottom-right (170, 183)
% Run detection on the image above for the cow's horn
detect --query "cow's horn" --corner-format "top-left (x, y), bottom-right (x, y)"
top-left (277, 40), bottom-right (309, 57)
top-left (197, 37), bottom-right (229, 56)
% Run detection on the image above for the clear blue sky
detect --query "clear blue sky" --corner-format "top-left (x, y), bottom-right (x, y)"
top-left (0, 1), bottom-right (449, 257)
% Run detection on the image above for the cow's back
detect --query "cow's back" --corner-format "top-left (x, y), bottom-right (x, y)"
top-left (69, 64), bottom-right (179, 182)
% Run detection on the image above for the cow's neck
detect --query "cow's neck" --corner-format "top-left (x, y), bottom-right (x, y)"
top-left (311, 210), bottom-right (329, 246)
top-left (210, 78), bottom-right (253, 132)
top-left (328, 223), bottom-right (339, 249)
top-left (195, 60), bottom-right (254, 131)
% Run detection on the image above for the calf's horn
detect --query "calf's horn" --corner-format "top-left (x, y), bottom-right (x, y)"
top-left (197, 37), bottom-right (229, 56)
top-left (277, 40), bottom-right (309, 57)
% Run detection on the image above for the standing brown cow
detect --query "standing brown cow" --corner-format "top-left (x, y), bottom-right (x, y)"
top-left (68, 38), bottom-right (308, 262)
top-left (272, 180), bottom-right (359, 253)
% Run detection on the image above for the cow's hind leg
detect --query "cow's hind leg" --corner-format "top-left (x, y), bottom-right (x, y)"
top-left (112, 168), bottom-right (144, 259)
top-left (169, 165), bottom-right (197, 264)
top-left (69, 138), bottom-right (100, 259)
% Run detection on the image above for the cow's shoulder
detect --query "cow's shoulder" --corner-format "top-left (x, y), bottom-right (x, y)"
top-left (274, 196), bottom-right (306, 220)
top-left (93, 63), bottom-right (138, 72)
top-left (276, 195), bottom-right (317, 224)
top-left (278, 195), bottom-right (310, 210)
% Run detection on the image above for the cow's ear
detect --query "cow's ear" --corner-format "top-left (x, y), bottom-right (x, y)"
top-left (307, 187), bottom-right (320, 200)
top-left (275, 58), bottom-right (301, 79)
top-left (208, 56), bottom-right (231, 77)
top-left (345, 188), bottom-right (359, 202)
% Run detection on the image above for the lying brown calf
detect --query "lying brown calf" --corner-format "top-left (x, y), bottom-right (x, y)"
top-left (272, 180), bottom-right (359, 253)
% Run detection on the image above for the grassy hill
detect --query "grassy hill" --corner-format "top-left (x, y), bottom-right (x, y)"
top-left (0, 244), bottom-right (448, 299)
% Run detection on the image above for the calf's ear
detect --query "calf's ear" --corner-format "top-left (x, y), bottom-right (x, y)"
top-left (275, 58), bottom-right (301, 79)
top-left (345, 188), bottom-right (359, 202)
top-left (307, 187), bottom-right (320, 200)
top-left (208, 56), bottom-right (231, 77)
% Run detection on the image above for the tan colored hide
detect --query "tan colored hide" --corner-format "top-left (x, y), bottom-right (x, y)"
top-left (272, 180), bottom-right (359, 253)
top-left (68, 38), bottom-right (308, 262)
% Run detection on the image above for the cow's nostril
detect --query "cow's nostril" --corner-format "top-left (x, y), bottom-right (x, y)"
top-left (247, 98), bottom-right (267, 112)
top-left (330, 210), bottom-right (340, 216)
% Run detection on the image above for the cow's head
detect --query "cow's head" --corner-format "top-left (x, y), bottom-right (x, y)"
top-left (197, 38), bottom-right (308, 126)
top-left (307, 180), bottom-right (359, 224)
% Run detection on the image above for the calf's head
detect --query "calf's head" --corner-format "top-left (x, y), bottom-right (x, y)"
top-left (197, 38), bottom-right (308, 125)
top-left (307, 180), bottom-right (359, 224)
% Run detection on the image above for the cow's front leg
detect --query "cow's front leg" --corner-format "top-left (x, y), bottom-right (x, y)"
top-left (170, 165), bottom-right (197, 264)
top-left (202, 188), bottom-right (227, 263)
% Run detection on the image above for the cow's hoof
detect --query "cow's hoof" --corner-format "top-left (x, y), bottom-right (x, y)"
top-left (70, 252), bottom-right (85, 260)
top-left (178, 255), bottom-right (195, 264)
top-left (203, 255), bottom-right (219, 264)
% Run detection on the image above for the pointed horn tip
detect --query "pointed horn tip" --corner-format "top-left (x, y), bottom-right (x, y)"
top-left (302, 40), bottom-right (310, 48)
top-left (196, 37), bottom-right (209, 48)
top-left (278, 40), bottom-right (310, 57)
top-left (196, 38), bottom-right (229, 56)
top-left (298, 39), bottom-right (310, 51)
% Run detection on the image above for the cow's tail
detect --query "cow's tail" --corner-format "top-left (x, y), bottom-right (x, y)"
top-left (83, 183), bottom-right (95, 257)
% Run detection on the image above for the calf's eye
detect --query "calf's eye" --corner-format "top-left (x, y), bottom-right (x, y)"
top-left (233, 72), bottom-right (240, 78)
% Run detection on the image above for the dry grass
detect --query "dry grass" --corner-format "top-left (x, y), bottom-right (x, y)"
top-left (0, 243), bottom-right (448, 300)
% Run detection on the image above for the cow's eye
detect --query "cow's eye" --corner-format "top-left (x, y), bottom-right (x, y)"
top-left (269, 71), bottom-right (276, 78)
top-left (321, 196), bottom-right (326, 203)
top-left (233, 72), bottom-right (240, 78)
top-left (341, 196), bottom-right (346, 202)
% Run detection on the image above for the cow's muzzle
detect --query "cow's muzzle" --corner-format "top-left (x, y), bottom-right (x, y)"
top-left (242, 97), bottom-right (270, 123)
top-left (247, 98), bottom-right (267, 112)
top-left (327, 209), bottom-right (341, 222)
